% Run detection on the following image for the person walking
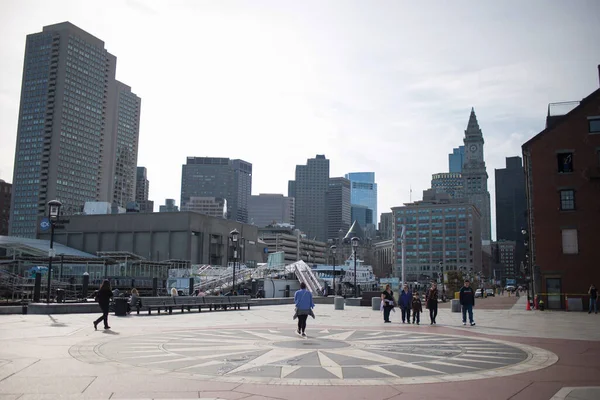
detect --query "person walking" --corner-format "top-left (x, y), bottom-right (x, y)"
top-left (399, 284), bottom-right (412, 324)
top-left (93, 280), bottom-right (113, 330)
top-left (426, 282), bottom-right (439, 325)
top-left (380, 284), bottom-right (395, 323)
top-left (412, 292), bottom-right (423, 325)
top-left (294, 282), bottom-right (315, 337)
top-left (589, 284), bottom-right (598, 314)
top-left (459, 279), bottom-right (476, 326)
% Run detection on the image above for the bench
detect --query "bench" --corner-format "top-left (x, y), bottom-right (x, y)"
top-left (229, 295), bottom-right (251, 310)
top-left (202, 296), bottom-right (231, 311)
top-left (173, 296), bottom-right (206, 312)
top-left (135, 297), bottom-right (174, 315)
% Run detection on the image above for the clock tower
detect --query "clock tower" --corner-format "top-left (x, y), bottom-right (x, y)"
top-left (462, 108), bottom-right (491, 241)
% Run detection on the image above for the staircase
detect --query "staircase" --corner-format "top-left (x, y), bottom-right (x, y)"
top-left (289, 261), bottom-right (323, 295)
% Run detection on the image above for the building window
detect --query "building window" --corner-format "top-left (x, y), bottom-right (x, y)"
top-left (559, 190), bottom-right (575, 211)
top-left (557, 153), bottom-right (573, 173)
top-left (589, 117), bottom-right (600, 133)
top-left (561, 229), bottom-right (578, 254)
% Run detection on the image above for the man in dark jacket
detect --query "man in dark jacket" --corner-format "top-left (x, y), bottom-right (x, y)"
top-left (399, 284), bottom-right (412, 323)
top-left (459, 279), bottom-right (475, 326)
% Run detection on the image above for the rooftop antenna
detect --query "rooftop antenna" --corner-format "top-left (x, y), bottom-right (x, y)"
top-left (409, 185), bottom-right (413, 202)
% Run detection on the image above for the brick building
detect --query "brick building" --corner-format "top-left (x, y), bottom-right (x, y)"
top-left (522, 68), bottom-right (600, 309)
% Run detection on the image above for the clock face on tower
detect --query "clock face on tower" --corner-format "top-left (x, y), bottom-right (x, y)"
top-left (469, 144), bottom-right (478, 152)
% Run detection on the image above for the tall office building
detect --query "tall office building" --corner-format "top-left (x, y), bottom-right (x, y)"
top-left (449, 146), bottom-right (465, 173)
top-left (495, 156), bottom-right (527, 271)
top-left (378, 212), bottom-right (393, 240)
top-left (392, 189), bottom-right (482, 281)
top-left (248, 194), bottom-right (294, 227)
top-left (461, 108), bottom-right (492, 241)
top-left (180, 157), bottom-right (252, 223)
top-left (0, 180), bottom-right (12, 236)
top-left (351, 205), bottom-right (373, 228)
top-left (431, 172), bottom-right (464, 199)
top-left (135, 167), bottom-right (153, 212)
top-left (345, 172), bottom-right (377, 224)
top-left (9, 22), bottom-right (140, 237)
top-left (326, 177), bottom-right (351, 241)
top-left (111, 82), bottom-right (141, 208)
top-left (291, 155), bottom-right (330, 241)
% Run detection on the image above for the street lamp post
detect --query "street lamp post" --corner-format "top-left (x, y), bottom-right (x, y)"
top-left (439, 261), bottom-right (446, 301)
top-left (230, 229), bottom-right (239, 292)
top-left (330, 245), bottom-right (336, 296)
top-left (521, 229), bottom-right (532, 306)
top-left (351, 237), bottom-right (360, 298)
top-left (46, 200), bottom-right (62, 304)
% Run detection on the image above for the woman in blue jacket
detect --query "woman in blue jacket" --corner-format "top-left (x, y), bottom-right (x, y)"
top-left (294, 282), bottom-right (314, 337)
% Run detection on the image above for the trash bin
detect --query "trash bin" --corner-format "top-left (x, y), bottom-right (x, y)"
top-left (334, 296), bottom-right (345, 310)
top-left (451, 299), bottom-right (461, 313)
top-left (56, 288), bottom-right (65, 303)
top-left (371, 296), bottom-right (381, 311)
top-left (114, 298), bottom-right (129, 316)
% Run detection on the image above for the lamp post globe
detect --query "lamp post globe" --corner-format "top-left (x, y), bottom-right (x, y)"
top-left (230, 229), bottom-right (239, 292)
top-left (351, 237), bottom-right (360, 298)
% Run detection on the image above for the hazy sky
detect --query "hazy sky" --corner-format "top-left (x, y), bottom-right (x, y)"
top-left (1, 0), bottom-right (599, 239)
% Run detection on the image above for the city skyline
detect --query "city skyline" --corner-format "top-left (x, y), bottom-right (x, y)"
top-left (1, 1), bottom-right (599, 240)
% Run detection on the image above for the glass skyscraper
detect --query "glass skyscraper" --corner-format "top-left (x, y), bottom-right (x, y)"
top-left (345, 172), bottom-right (377, 224)
top-left (449, 146), bottom-right (465, 173)
top-left (9, 22), bottom-right (140, 237)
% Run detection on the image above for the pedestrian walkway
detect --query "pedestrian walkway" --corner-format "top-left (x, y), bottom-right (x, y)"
top-left (0, 303), bottom-right (598, 399)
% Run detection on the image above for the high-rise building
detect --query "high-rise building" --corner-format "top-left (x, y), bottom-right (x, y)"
top-left (392, 189), bottom-right (482, 281)
top-left (9, 22), bottom-right (140, 237)
top-left (111, 82), bottom-right (141, 208)
top-left (351, 205), bottom-right (373, 229)
top-left (461, 108), bottom-right (492, 241)
top-left (378, 212), bottom-right (393, 240)
top-left (293, 155), bottom-right (330, 242)
top-left (431, 172), bottom-right (464, 199)
top-left (180, 157), bottom-right (252, 223)
top-left (495, 156), bottom-right (527, 270)
top-left (326, 177), bottom-right (351, 241)
top-left (135, 167), bottom-right (153, 212)
top-left (181, 197), bottom-right (226, 218)
top-left (159, 199), bottom-right (179, 213)
top-left (248, 194), bottom-right (294, 227)
top-left (449, 146), bottom-right (465, 173)
top-left (0, 180), bottom-right (12, 236)
top-left (345, 172), bottom-right (377, 224)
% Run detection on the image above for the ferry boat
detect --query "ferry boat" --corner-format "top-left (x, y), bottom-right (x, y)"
top-left (312, 255), bottom-right (378, 294)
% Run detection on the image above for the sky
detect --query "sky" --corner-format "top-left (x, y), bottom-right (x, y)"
top-left (1, 0), bottom-right (599, 240)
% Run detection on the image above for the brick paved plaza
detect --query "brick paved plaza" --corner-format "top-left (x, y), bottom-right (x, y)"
top-left (0, 296), bottom-right (599, 400)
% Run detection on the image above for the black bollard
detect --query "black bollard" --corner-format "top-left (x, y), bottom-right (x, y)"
top-left (284, 284), bottom-right (290, 298)
top-left (33, 272), bottom-right (41, 303)
top-left (82, 273), bottom-right (90, 300)
top-left (189, 277), bottom-right (194, 296)
top-left (152, 277), bottom-right (158, 296)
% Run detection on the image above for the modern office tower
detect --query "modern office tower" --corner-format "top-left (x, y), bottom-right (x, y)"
top-left (180, 157), bottom-right (252, 223)
top-left (495, 156), bottom-right (527, 269)
top-left (326, 177), bottom-right (351, 241)
top-left (351, 205), bottom-right (373, 228)
top-left (345, 172), bottom-right (377, 224)
top-left (0, 180), bottom-right (12, 236)
top-left (392, 189), bottom-right (482, 281)
top-left (378, 212), bottom-right (393, 240)
top-left (497, 240), bottom-right (517, 283)
top-left (110, 82), bottom-right (141, 208)
top-left (135, 167), bottom-right (153, 212)
top-left (159, 199), bottom-right (179, 212)
top-left (181, 196), bottom-right (226, 218)
top-left (287, 180), bottom-right (296, 199)
top-left (449, 146), bottom-right (465, 173)
top-left (431, 172), bottom-right (464, 199)
top-left (248, 194), bottom-right (294, 227)
top-left (293, 155), bottom-right (330, 242)
top-left (461, 108), bottom-right (492, 241)
top-left (9, 22), bottom-right (140, 237)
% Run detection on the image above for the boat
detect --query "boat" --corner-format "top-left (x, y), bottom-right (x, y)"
top-left (312, 255), bottom-right (378, 294)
